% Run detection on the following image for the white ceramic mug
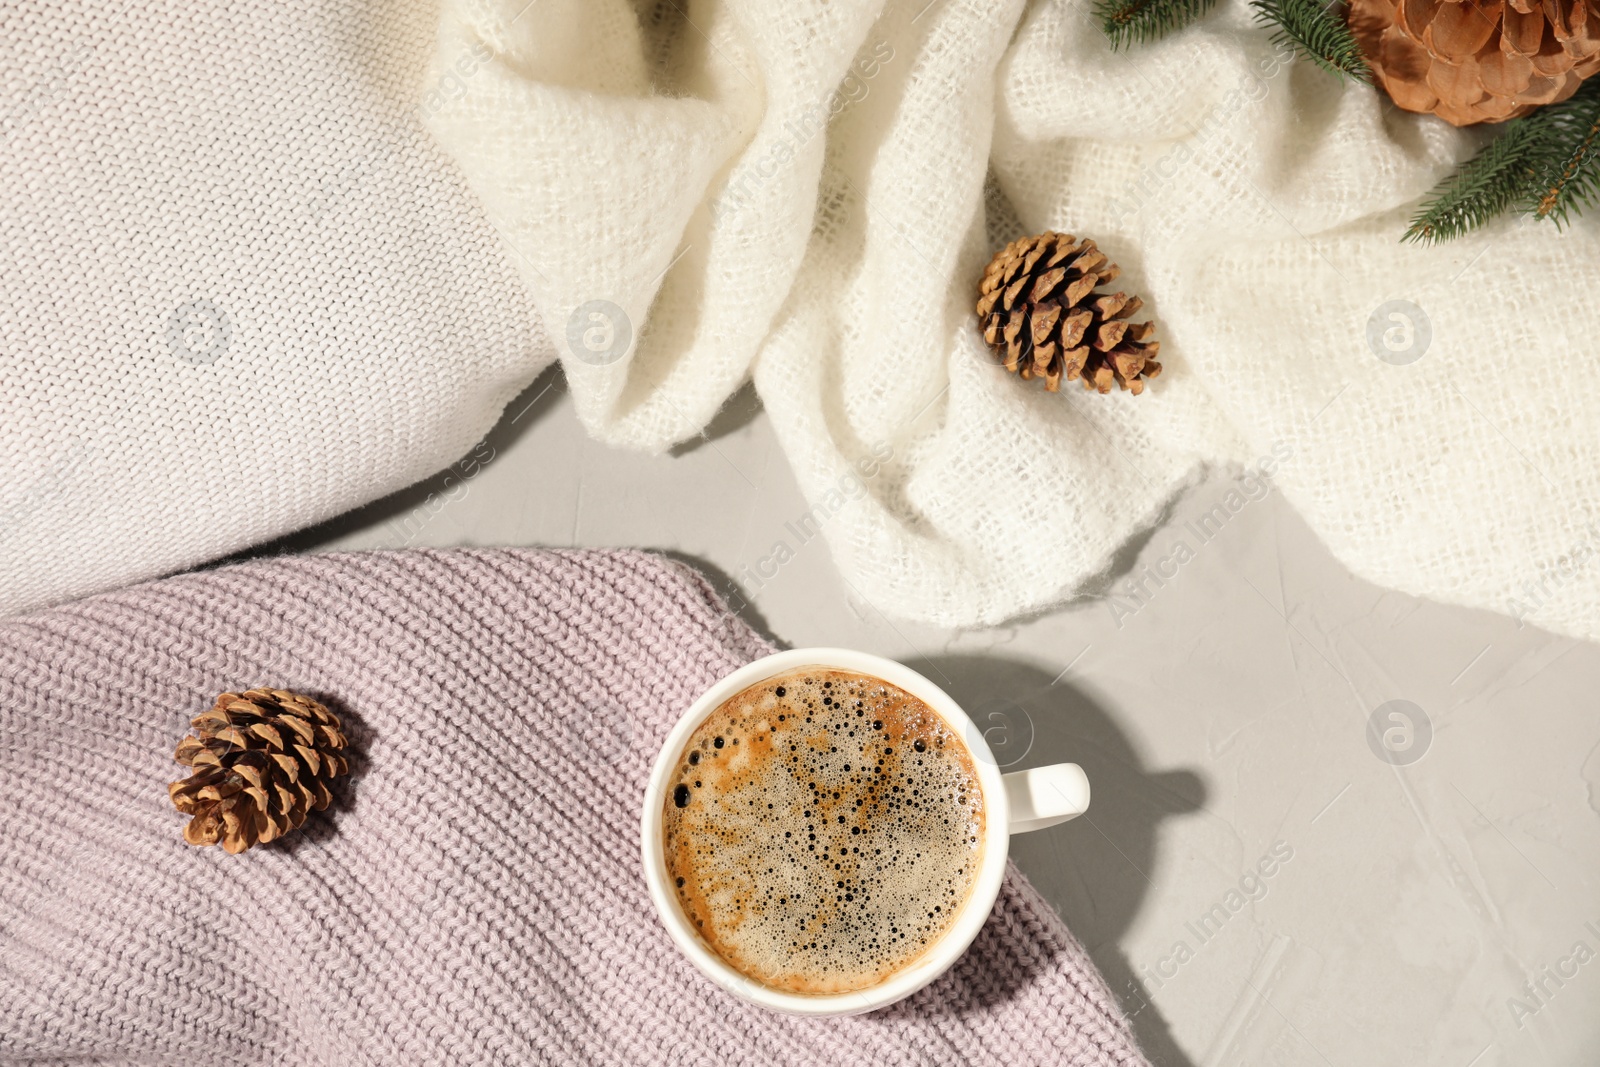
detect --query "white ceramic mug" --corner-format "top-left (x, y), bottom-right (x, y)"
top-left (640, 647), bottom-right (1090, 1016)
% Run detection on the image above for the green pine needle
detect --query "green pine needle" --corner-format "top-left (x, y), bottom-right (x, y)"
top-left (1096, 0), bottom-right (1216, 49)
top-left (1251, 0), bottom-right (1370, 82)
top-left (1403, 124), bottom-right (1539, 243)
top-left (1405, 80), bottom-right (1600, 243)
top-left (1524, 80), bottom-right (1600, 229)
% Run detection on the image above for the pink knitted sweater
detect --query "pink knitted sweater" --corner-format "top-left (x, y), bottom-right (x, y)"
top-left (0, 549), bottom-right (1148, 1065)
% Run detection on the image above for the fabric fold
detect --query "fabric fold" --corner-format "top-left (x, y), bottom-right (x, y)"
top-left (424, 0), bottom-right (1600, 637)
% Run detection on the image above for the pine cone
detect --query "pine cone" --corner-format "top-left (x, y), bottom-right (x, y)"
top-left (1349, 0), bottom-right (1600, 125)
top-left (976, 232), bottom-right (1162, 395)
top-left (169, 688), bottom-right (349, 854)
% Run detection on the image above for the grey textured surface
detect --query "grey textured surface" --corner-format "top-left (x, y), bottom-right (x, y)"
top-left (265, 368), bottom-right (1600, 1067)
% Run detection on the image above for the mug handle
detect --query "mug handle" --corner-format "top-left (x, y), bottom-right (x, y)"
top-left (1003, 763), bottom-right (1090, 834)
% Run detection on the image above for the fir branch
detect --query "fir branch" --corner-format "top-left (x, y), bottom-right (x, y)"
top-left (1402, 122), bottom-right (1538, 243)
top-left (1096, 0), bottom-right (1216, 49)
top-left (1252, 0), bottom-right (1370, 82)
top-left (1524, 79), bottom-right (1600, 229)
top-left (1405, 80), bottom-right (1600, 243)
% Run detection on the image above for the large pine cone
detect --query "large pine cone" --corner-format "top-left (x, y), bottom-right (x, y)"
top-left (169, 688), bottom-right (349, 853)
top-left (976, 232), bottom-right (1161, 395)
top-left (1349, 0), bottom-right (1600, 124)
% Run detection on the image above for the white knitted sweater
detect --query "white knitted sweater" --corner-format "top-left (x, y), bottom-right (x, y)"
top-left (0, 0), bottom-right (551, 613)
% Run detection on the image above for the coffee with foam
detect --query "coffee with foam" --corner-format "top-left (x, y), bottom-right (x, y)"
top-left (662, 668), bottom-right (984, 995)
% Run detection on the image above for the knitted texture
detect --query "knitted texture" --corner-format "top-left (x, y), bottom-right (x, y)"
top-left (0, 548), bottom-right (1148, 1066)
top-left (422, 0), bottom-right (1600, 639)
top-left (0, 0), bottom-right (552, 616)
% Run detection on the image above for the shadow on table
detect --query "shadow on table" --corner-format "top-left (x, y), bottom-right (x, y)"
top-left (667, 381), bottom-right (764, 457)
top-left (225, 364), bottom-right (568, 560)
top-left (904, 654), bottom-right (1206, 1067)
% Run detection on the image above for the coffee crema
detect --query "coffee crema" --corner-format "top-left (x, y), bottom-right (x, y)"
top-left (662, 668), bottom-right (984, 995)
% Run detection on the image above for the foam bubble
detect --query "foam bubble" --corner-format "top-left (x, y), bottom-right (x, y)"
top-left (662, 668), bottom-right (984, 995)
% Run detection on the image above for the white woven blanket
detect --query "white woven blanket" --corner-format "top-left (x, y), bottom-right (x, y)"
top-left (422, 0), bottom-right (1600, 638)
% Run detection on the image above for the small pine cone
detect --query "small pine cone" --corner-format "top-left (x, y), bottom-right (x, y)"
top-left (169, 688), bottom-right (349, 854)
top-left (977, 232), bottom-right (1162, 395)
